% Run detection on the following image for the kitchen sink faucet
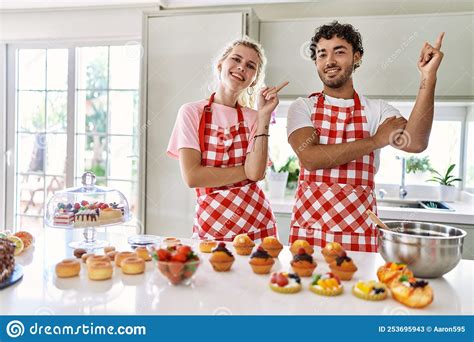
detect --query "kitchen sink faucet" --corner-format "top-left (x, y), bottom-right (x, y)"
top-left (396, 156), bottom-right (408, 199)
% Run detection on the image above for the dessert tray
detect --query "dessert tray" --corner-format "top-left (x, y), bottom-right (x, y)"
top-left (44, 172), bottom-right (130, 249)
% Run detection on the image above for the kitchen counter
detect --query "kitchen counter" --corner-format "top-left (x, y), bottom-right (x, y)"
top-left (1, 230), bottom-right (473, 315)
top-left (269, 197), bottom-right (474, 225)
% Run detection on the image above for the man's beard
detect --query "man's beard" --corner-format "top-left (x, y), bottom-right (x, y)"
top-left (318, 65), bottom-right (353, 89)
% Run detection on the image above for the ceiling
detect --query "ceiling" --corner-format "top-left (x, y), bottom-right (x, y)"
top-left (1, 0), bottom-right (472, 20)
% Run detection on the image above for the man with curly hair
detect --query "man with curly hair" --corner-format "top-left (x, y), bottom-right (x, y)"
top-left (287, 21), bottom-right (444, 252)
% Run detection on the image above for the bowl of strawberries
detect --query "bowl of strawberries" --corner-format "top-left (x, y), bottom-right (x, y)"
top-left (152, 244), bottom-right (200, 286)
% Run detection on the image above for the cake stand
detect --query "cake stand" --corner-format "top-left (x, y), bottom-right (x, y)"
top-left (44, 172), bottom-right (131, 249)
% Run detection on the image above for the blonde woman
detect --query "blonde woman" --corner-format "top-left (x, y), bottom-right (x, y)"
top-left (167, 38), bottom-right (288, 241)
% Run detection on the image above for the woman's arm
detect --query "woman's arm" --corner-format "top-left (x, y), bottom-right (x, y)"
top-left (244, 82), bottom-right (289, 181)
top-left (178, 148), bottom-right (248, 188)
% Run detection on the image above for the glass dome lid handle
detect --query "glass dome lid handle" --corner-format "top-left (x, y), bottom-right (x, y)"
top-left (81, 172), bottom-right (96, 188)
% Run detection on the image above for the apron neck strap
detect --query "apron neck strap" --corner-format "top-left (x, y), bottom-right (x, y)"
top-left (198, 92), bottom-right (244, 152)
top-left (315, 90), bottom-right (362, 111)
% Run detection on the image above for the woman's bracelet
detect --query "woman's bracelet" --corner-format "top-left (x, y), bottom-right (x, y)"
top-left (253, 134), bottom-right (270, 139)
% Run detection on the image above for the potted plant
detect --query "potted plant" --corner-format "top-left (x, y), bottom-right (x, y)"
top-left (405, 156), bottom-right (433, 184)
top-left (427, 164), bottom-right (462, 202)
top-left (267, 156), bottom-right (300, 199)
top-left (267, 160), bottom-right (289, 200)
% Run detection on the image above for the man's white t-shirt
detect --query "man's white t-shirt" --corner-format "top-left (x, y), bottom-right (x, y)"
top-left (286, 94), bottom-right (406, 173)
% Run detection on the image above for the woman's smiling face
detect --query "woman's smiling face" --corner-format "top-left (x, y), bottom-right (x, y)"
top-left (218, 44), bottom-right (260, 92)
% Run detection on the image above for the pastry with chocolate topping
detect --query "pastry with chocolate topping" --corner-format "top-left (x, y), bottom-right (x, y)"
top-left (291, 247), bottom-right (317, 277)
top-left (209, 242), bottom-right (235, 272)
top-left (329, 255), bottom-right (358, 280)
top-left (249, 246), bottom-right (275, 274)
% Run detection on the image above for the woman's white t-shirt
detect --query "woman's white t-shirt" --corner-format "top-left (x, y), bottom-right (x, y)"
top-left (286, 94), bottom-right (406, 173)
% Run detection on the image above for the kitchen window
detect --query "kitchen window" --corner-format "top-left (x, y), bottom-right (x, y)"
top-left (6, 43), bottom-right (141, 232)
top-left (270, 100), bottom-right (471, 193)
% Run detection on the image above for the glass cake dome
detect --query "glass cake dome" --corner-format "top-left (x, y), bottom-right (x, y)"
top-left (44, 172), bottom-right (131, 248)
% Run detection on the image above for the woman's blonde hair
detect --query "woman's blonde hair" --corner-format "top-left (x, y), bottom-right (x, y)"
top-left (212, 37), bottom-right (267, 108)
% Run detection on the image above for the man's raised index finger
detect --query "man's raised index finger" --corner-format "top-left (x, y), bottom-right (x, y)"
top-left (434, 32), bottom-right (445, 49)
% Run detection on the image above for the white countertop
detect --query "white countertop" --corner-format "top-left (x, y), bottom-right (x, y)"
top-left (269, 196), bottom-right (474, 226)
top-left (1, 230), bottom-right (473, 315)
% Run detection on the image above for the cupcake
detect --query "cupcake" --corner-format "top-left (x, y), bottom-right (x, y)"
top-left (209, 242), bottom-right (235, 272)
top-left (261, 236), bottom-right (283, 258)
top-left (291, 247), bottom-right (317, 277)
top-left (321, 242), bottom-right (346, 263)
top-left (269, 272), bottom-right (302, 294)
top-left (309, 272), bottom-right (343, 296)
top-left (352, 280), bottom-right (388, 301)
top-left (377, 262), bottom-right (414, 286)
top-left (199, 240), bottom-right (217, 253)
top-left (289, 239), bottom-right (314, 256)
top-left (329, 255), bottom-right (358, 280)
top-left (249, 246), bottom-right (275, 274)
top-left (232, 234), bottom-right (255, 255)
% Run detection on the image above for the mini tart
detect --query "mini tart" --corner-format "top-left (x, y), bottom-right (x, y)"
top-left (329, 255), bottom-right (358, 280)
top-left (352, 281), bottom-right (388, 301)
top-left (291, 247), bottom-right (317, 277)
top-left (377, 262), bottom-right (414, 286)
top-left (232, 234), bottom-right (255, 255)
top-left (290, 239), bottom-right (314, 256)
top-left (248, 247), bottom-right (274, 274)
top-left (163, 237), bottom-right (181, 248)
top-left (261, 236), bottom-right (283, 258)
top-left (309, 273), bottom-right (343, 296)
top-left (199, 240), bottom-right (217, 253)
top-left (389, 275), bottom-right (434, 308)
top-left (209, 242), bottom-right (235, 272)
top-left (269, 272), bottom-right (302, 294)
top-left (321, 242), bottom-right (346, 263)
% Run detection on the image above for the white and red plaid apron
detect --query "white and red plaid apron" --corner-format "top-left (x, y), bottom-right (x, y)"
top-left (193, 93), bottom-right (276, 242)
top-left (289, 91), bottom-right (378, 252)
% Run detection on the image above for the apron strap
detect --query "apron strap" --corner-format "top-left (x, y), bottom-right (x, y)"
top-left (198, 93), bottom-right (215, 152)
top-left (198, 93), bottom-right (245, 153)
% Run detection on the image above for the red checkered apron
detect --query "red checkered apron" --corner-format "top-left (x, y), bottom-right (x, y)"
top-left (193, 93), bottom-right (277, 242)
top-left (289, 91), bottom-right (378, 252)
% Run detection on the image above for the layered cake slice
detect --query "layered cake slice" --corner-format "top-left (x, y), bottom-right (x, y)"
top-left (99, 208), bottom-right (123, 225)
top-left (74, 208), bottom-right (100, 227)
top-left (53, 211), bottom-right (75, 226)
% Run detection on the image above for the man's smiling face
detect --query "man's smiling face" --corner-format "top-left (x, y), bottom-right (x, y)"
top-left (315, 36), bottom-right (361, 89)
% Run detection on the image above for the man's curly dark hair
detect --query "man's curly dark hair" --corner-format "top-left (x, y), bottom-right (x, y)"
top-left (309, 21), bottom-right (364, 70)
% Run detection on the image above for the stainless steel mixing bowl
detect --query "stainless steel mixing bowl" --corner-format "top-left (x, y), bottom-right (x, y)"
top-left (377, 221), bottom-right (467, 278)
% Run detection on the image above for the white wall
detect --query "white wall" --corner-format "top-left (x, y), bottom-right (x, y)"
top-left (0, 6), bottom-right (154, 42)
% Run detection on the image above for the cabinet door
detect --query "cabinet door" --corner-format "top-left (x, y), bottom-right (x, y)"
top-left (262, 13), bottom-right (473, 99)
top-left (144, 11), bottom-right (246, 237)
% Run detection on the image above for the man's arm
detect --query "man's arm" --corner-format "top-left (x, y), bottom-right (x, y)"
top-left (396, 32), bottom-right (445, 153)
top-left (288, 116), bottom-right (407, 171)
top-left (178, 148), bottom-right (247, 188)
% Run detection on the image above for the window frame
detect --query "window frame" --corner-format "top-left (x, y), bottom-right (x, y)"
top-left (5, 40), bottom-right (142, 230)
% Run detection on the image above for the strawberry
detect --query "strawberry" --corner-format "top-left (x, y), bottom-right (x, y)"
top-left (171, 253), bottom-right (187, 263)
top-left (298, 247), bottom-right (306, 255)
top-left (276, 273), bottom-right (289, 287)
top-left (157, 249), bottom-right (171, 261)
top-left (74, 203), bottom-right (81, 210)
top-left (81, 200), bottom-right (89, 206)
top-left (102, 203), bottom-right (109, 209)
top-left (177, 245), bottom-right (191, 257)
top-left (270, 273), bottom-right (278, 284)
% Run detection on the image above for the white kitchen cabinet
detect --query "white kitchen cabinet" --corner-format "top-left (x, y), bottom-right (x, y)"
top-left (261, 13), bottom-right (473, 99)
top-left (142, 10), bottom-right (258, 237)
